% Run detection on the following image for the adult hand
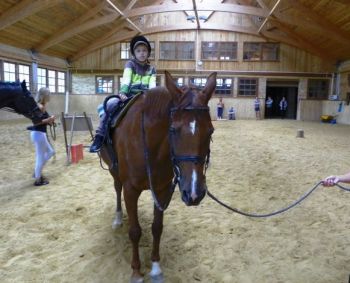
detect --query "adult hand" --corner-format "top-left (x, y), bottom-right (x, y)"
top-left (322, 175), bottom-right (339, 187)
top-left (43, 115), bottom-right (55, 125)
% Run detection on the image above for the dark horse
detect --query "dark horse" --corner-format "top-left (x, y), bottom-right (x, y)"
top-left (101, 71), bottom-right (217, 283)
top-left (0, 81), bottom-right (45, 124)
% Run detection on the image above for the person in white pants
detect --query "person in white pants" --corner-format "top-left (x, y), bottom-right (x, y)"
top-left (28, 87), bottom-right (55, 186)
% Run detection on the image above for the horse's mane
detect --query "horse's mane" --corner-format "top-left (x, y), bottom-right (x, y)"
top-left (143, 85), bottom-right (200, 119)
top-left (0, 81), bottom-right (31, 97)
top-left (143, 86), bottom-right (172, 119)
top-left (176, 85), bottom-right (198, 109)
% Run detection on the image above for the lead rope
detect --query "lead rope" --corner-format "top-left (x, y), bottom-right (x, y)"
top-left (207, 181), bottom-right (350, 218)
top-left (141, 111), bottom-right (176, 211)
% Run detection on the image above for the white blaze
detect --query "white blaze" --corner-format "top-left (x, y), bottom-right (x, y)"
top-left (189, 119), bottom-right (196, 135)
top-left (191, 170), bottom-right (198, 201)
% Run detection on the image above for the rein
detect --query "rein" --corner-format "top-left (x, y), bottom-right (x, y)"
top-left (207, 181), bottom-right (350, 218)
top-left (49, 122), bottom-right (57, 141)
top-left (141, 111), bottom-right (175, 211)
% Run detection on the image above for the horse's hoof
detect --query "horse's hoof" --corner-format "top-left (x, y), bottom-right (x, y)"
top-left (112, 211), bottom-right (123, 229)
top-left (150, 273), bottom-right (164, 283)
top-left (112, 219), bottom-right (122, 229)
top-left (129, 276), bottom-right (144, 283)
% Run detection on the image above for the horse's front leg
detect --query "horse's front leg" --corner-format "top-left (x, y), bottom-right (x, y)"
top-left (149, 205), bottom-right (164, 283)
top-left (124, 188), bottom-right (143, 283)
top-left (112, 178), bottom-right (123, 229)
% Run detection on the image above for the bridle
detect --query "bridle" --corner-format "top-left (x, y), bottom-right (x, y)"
top-left (141, 105), bottom-right (212, 211)
top-left (169, 106), bottom-right (211, 185)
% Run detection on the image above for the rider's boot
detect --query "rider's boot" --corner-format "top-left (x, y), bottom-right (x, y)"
top-left (89, 112), bottom-right (109, 153)
top-left (89, 134), bottom-right (104, 153)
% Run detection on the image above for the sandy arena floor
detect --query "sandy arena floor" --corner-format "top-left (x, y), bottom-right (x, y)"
top-left (0, 118), bottom-right (349, 283)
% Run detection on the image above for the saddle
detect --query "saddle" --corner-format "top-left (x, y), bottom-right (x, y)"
top-left (103, 92), bottom-right (142, 170)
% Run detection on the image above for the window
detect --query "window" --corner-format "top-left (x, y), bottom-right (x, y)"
top-left (156, 75), bottom-right (161, 86)
top-left (160, 42), bottom-right (195, 60)
top-left (121, 41), bottom-right (155, 60)
top-left (262, 43), bottom-right (279, 61)
top-left (308, 79), bottom-right (329, 99)
top-left (1, 62), bottom-right (65, 93)
top-left (58, 72), bottom-right (66, 93)
top-left (243, 42), bottom-right (279, 61)
top-left (189, 77), bottom-right (207, 89)
top-left (4, 62), bottom-right (16, 82)
top-left (37, 68), bottom-right (47, 90)
top-left (216, 78), bottom-right (233, 95)
top-left (173, 77), bottom-right (184, 87)
top-left (120, 42), bottom-right (130, 60)
top-left (149, 42), bottom-right (155, 60)
top-left (18, 64), bottom-right (30, 89)
top-left (48, 70), bottom-right (56, 93)
top-left (96, 76), bottom-right (114, 94)
top-left (238, 78), bottom-right (258, 96)
top-left (202, 42), bottom-right (237, 60)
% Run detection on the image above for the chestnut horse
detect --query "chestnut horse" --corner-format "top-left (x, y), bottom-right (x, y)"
top-left (100, 71), bottom-right (216, 283)
top-left (0, 81), bottom-right (45, 124)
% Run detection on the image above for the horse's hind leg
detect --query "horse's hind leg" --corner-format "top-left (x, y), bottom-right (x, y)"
top-left (112, 177), bottom-right (123, 229)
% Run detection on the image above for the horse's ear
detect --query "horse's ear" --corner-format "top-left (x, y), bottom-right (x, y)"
top-left (165, 70), bottom-right (182, 103)
top-left (202, 72), bottom-right (217, 102)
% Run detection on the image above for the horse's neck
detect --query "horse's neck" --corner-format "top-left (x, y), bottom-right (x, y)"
top-left (0, 85), bottom-right (21, 109)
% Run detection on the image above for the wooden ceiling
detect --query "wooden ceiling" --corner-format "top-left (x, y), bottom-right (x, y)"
top-left (0, 0), bottom-right (349, 64)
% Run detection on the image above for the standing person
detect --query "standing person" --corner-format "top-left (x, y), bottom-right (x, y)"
top-left (89, 35), bottom-right (157, 153)
top-left (322, 171), bottom-right (350, 186)
top-left (279, 96), bottom-right (288, 119)
top-left (254, 97), bottom-right (261, 120)
top-left (28, 87), bottom-right (56, 186)
top-left (217, 97), bottom-right (224, 120)
top-left (265, 96), bottom-right (273, 117)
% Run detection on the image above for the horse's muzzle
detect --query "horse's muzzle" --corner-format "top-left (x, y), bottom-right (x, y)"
top-left (180, 184), bottom-right (207, 206)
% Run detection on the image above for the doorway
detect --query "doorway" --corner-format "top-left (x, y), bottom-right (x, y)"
top-left (265, 80), bottom-right (298, 119)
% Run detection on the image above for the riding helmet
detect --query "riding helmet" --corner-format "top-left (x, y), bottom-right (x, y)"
top-left (130, 35), bottom-right (151, 57)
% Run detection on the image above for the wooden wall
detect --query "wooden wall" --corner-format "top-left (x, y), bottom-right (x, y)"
top-left (72, 30), bottom-right (334, 73)
top-left (1, 31), bottom-right (350, 124)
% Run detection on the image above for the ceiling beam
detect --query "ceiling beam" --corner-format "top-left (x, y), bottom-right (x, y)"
top-left (0, 0), bottom-right (63, 31)
top-left (106, 0), bottom-right (142, 33)
top-left (255, 0), bottom-right (269, 10)
top-left (70, 28), bottom-right (138, 62)
top-left (192, 0), bottom-right (201, 29)
top-left (70, 1), bottom-right (140, 62)
top-left (125, 3), bottom-right (268, 18)
top-left (205, 0), bottom-right (226, 22)
top-left (290, 0), bottom-right (350, 46)
top-left (333, 0), bottom-right (350, 4)
top-left (35, 2), bottom-right (109, 52)
top-left (71, 23), bottom-right (259, 61)
top-left (257, 0), bottom-right (282, 33)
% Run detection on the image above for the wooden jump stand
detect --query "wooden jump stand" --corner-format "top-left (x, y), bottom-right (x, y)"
top-left (61, 112), bottom-right (94, 165)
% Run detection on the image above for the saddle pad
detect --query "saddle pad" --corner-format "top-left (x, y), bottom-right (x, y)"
top-left (110, 92), bottom-right (142, 129)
